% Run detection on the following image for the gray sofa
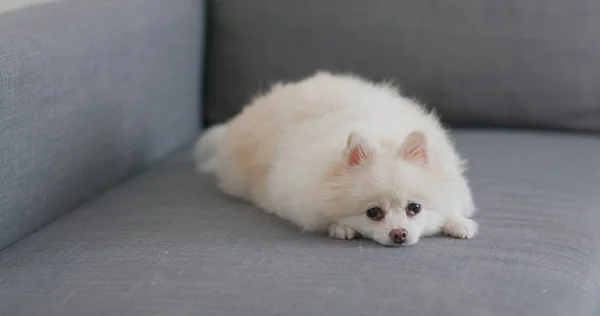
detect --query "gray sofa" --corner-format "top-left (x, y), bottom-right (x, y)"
top-left (1, 1), bottom-right (599, 315)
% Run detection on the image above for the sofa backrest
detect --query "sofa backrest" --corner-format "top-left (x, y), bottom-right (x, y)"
top-left (204, 0), bottom-right (600, 133)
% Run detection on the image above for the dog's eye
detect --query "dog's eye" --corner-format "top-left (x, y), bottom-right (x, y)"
top-left (406, 202), bottom-right (421, 217)
top-left (366, 207), bottom-right (385, 221)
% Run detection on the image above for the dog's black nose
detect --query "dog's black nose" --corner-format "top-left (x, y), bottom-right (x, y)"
top-left (389, 229), bottom-right (408, 244)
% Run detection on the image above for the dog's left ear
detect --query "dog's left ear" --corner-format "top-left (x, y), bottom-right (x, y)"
top-left (399, 131), bottom-right (428, 165)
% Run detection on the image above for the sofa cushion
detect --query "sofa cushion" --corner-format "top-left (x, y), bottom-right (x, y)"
top-left (205, 0), bottom-right (600, 133)
top-left (0, 0), bottom-right (63, 14)
top-left (0, 130), bottom-right (599, 316)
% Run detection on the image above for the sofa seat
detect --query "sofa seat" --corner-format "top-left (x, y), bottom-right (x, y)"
top-left (1, 130), bottom-right (599, 316)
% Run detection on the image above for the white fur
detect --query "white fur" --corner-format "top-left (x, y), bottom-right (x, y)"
top-left (194, 123), bottom-right (227, 173)
top-left (195, 71), bottom-right (478, 246)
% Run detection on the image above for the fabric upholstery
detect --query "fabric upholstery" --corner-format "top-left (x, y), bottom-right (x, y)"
top-left (0, 0), bottom-right (204, 250)
top-left (204, 0), bottom-right (600, 133)
top-left (0, 0), bottom-right (63, 14)
top-left (1, 130), bottom-right (599, 316)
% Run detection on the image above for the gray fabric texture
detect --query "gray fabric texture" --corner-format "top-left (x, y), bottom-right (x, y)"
top-left (0, 0), bottom-right (204, 250)
top-left (1, 130), bottom-right (599, 316)
top-left (205, 0), bottom-right (600, 132)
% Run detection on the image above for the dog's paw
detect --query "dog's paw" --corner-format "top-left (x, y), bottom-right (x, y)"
top-left (442, 216), bottom-right (478, 239)
top-left (329, 223), bottom-right (359, 240)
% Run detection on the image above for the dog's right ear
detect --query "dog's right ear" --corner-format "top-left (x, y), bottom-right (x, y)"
top-left (344, 131), bottom-right (372, 167)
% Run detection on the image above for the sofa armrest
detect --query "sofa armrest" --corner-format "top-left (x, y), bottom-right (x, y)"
top-left (0, 0), bottom-right (205, 250)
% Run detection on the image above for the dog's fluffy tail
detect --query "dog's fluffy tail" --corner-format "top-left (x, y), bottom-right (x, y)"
top-left (194, 123), bottom-right (228, 173)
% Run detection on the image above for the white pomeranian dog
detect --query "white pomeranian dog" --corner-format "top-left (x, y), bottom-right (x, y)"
top-left (195, 71), bottom-right (478, 246)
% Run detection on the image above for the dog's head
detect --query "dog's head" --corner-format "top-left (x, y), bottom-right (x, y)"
top-left (322, 130), bottom-right (443, 246)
